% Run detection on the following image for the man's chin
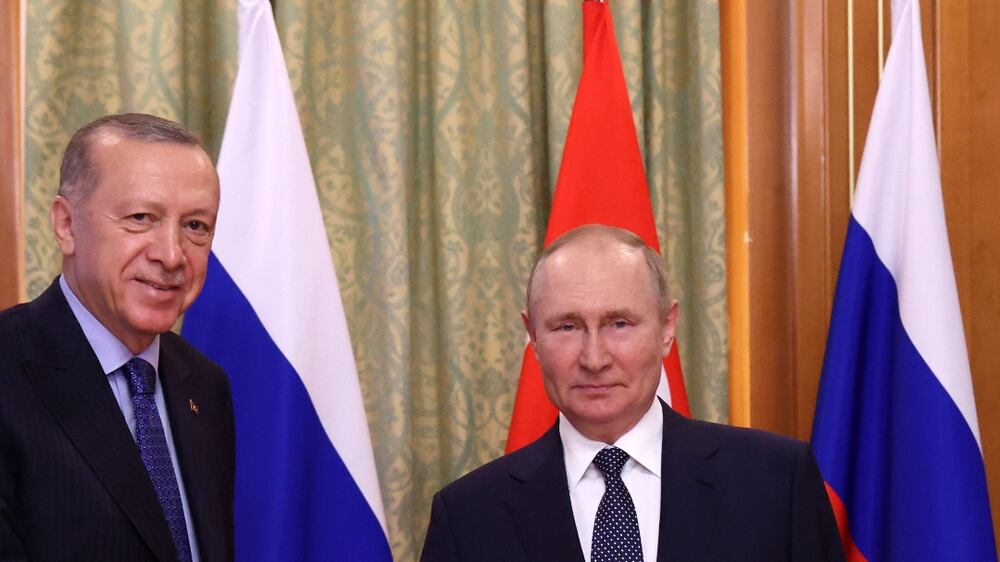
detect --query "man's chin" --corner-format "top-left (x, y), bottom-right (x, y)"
top-left (126, 309), bottom-right (184, 336)
top-left (566, 402), bottom-right (626, 426)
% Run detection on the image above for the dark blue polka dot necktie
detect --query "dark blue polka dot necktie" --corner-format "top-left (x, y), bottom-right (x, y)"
top-left (591, 446), bottom-right (643, 562)
top-left (125, 357), bottom-right (193, 562)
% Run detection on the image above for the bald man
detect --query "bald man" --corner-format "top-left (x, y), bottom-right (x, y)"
top-left (420, 225), bottom-right (843, 562)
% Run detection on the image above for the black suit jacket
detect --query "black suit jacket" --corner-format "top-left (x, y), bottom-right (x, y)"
top-left (421, 400), bottom-right (844, 562)
top-left (0, 279), bottom-right (235, 561)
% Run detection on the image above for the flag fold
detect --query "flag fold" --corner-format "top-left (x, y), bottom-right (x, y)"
top-left (811, 1), bottom-right (997, 560)
top-left (181, 0), bottom-right (391, 560)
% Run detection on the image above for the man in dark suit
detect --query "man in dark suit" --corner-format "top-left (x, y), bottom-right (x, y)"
top-left (421, 225), bottom-right (844, 562)
top-left (0, 113), bottom-right (234, 561)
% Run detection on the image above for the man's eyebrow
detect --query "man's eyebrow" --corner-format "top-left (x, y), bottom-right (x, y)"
top-left (113, 198), bottom-right (166, 212)
top-left (183, 207), bottom-right (218, 218)
top-left (604, 308), bottom-right (639, 319)
top-left (547, 312), bottom-right (582, 323)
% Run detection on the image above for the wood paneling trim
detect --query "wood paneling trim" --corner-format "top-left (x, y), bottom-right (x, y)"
top-left (850, 0), bottom-right (885, 190)
top-left (721, 0), bottom-right (751, 427)
top-left (725, 0), bottom-right (877, 439)
top-left (788, 0), bottom-right (841, 441)
top-left (722, 0), bottom-right (796, 434)
top-left (743, 2), bottom-right (795, 436)
top-left (0, 0), bottom-right (24, 309)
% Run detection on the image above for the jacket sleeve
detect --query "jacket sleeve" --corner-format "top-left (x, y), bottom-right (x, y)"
top-left (420, 491), bottom-right (461, 562)
top-left (0, 468), bottom-right (28, 561)
top-left (791, 442), bottom-right (847, 562)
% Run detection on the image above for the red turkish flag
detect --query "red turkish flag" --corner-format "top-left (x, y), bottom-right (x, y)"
top-left (505, 0), bottom-right (690, 453)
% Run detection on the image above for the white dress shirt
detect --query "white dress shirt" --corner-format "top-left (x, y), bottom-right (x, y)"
top-left (560, 399), bottom-right (663, 562)
top-left (60, 276), bottom-right (201, 561)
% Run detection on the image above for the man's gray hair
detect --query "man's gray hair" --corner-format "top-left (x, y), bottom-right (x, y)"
top-left (525, 224), bottom-right (674, 318)
top-left (58, 113), bottom-right (204, 201)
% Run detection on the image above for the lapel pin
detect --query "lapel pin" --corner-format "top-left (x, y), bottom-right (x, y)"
top-left (189, 399), bottom-right (200, 414)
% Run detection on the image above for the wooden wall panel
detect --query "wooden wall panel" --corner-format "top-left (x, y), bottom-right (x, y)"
top-left (0, 0), bottom-right (24, 309)
top-left (849, 0), bottom-right (883, 190)
top-left (743, 3), bottom-right (795, 435)
top-left (724, 0), bottom-right (859, 438)
top-left (788, 0), bottom-right (851, 441)
top-left (726, 0), bottom-right (1000, 544)
top-left (723, 1), bottom-right (796, 433)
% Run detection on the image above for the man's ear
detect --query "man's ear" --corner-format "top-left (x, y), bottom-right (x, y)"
top-left (521, 310), bottom-right (541, 361)
top-left (521, 310), bottom-right (534, 341)
top-left (50, 196), bottom-right (76, 256)
top-left (660, 300), bottom-right (680, 357)
top-left (521, 309), bottom-right (538, 344)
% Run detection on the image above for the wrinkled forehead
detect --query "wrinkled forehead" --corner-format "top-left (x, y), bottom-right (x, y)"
top-left (95, 135), bottom-right (217, 181)
top-left (82, 138), bottom-right (220, 210)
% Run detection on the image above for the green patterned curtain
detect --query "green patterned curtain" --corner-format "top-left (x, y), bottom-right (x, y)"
top-left (24, 1), bottom-right (725, 559)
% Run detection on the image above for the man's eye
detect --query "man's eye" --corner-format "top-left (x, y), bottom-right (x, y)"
top-left (613, 320), bottom-right (629, 328)
top-left (186, 220), bottom-right (209, 232)
top-left (557, 323), bottom-right (576, 332)
top-left (129, 213), bottom-right (150, 222)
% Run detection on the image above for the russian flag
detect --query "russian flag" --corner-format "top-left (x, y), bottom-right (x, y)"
top-left (811, 1), bottom-right (997, 561)
top-left (181, 0), bottom-right (391, 560)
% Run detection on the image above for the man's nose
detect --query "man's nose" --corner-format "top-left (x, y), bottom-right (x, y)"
top-left (148, 223), bottom-right (186, 270)
top-left (579, 330), bottom-right (612, 373)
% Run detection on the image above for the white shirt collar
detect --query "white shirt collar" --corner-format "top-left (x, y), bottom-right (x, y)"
top-left (560, 398), bottom-right (663, 490)
top-left (59, 275), bottom-right (160, 374)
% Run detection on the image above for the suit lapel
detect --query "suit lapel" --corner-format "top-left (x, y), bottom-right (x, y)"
top-left (657, 402), bottom-right (722, 562)
top-left (22, 280), bottom-right (179, 562)
top-left (159, 340), bottom-right (223, 561)
top-left (503, 406), bottom-right (725, 562)
top-left (504, 426), bottom-right (585, 562)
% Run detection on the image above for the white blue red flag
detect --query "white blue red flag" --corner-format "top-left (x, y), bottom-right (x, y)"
top-left (181, 0), bottom-right (391, 560)
top-left (811, 0), bottom-right (996, 560)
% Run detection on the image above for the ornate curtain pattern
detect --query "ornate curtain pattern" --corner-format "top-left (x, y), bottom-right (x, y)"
top-left (24, 1), bottom-right (724, 559)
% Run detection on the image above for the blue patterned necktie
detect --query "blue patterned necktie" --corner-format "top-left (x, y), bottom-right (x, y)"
top-left (591, 446), bottom-right (643, 562)
top-left (125, 357), bottom-right (193, 562)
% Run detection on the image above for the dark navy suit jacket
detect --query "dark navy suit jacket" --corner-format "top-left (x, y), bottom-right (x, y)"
top-left (421, 400), bottom-right (844, 562)
top-left (0, 279), bottom-right (235, 561)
